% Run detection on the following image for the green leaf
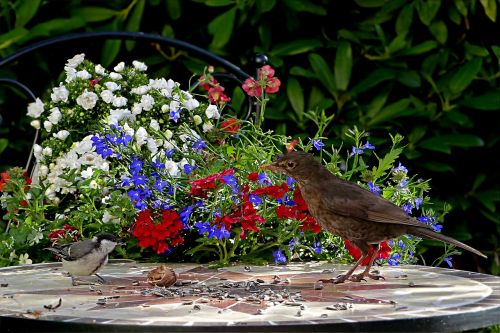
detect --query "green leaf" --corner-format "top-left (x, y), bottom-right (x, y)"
top-left (0, 28), bottom-right (29, 50)
top-left (398, 40), bottom-right (438, 56)
top-left (308, 53), bottom-right (336, 95)
top-left (284, 0), bottom-right (327, 15)
top-left (388, 35), bottom-right (408, 54)
top-left (204, 0), bottom-right (234, 6)
top-left (334, 40), bottom-right (353, 91)
top-left (289, 66), bottom-right (316, 79)
top-left (419, 134), bottom-right (484, 153)
top-left (256, 0), bottom-right (276, 13)
top-left (69, 6), bottom-right (117, 22)
top-left (420, 161), bottom-right (455, 173)
top-left (166, 0), bottom-right (182, 20)
top-left (372, 147), bottom-right (403, 180)
top-left (415, 0), bottom-right (441, 25)
top-left (272, 39), bottom-right (322, 56)
top-left (455, 0), bottom-right (467, 16)
top-left (461, 91), bottom-right (500, 110)
top-left (464, 42), bottom-right (489, 57)
top-left (351, 68), bottom-right (395, 95)
top-left (15, 0), bottom-right (41, 27)
top-left (208, 7), bottom-right (237, 49)
top-left (429, 20), bottom-right (448, 44)
top-left (365, 86), bottom-right (391, 119)
top-left (20, 18), bottom-right (86, 41)
top-left (448, 5), bottom-right (462, 25)
top-left (480, 0), bottom-right (497, 22)
top-left (449, 58), bottom-right (482, 94)
top-left (473, 190), bottom-right (500, 212)
top-left (368, 98), bottom-right (412, 126)
top-left (396, 4), bottom-right (413, 36)
top-left (286, 78), bottom-right (305, 120)
top-left (125, 0), bottom-right (145, 51)
top-left (102, 39), bottom-right (122, 67)
top-left (0, 139), bottom-right (7, 154)
top-left (354, 0), bottom-right (387, 7)
top-left (396, 70), bottom-right (421, 87)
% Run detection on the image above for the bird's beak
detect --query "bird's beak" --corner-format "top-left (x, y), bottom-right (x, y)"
top-left (260, 162), bottom-right (278, 172)
top-left (118, 240), bottom-right (126, 246)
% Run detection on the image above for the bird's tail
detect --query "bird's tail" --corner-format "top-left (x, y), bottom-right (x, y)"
top-left (44, 247), bottom-right (66, 258)
top-left (408, 226), bottom-right (486, 258)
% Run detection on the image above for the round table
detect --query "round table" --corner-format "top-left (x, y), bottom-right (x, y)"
top-left (1, 260), bottom-right (499, 332)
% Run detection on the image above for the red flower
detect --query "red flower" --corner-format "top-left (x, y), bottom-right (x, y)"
top-left (208, 85), bottom-right (231, 105)
top-left (242, 78), bottom-right (263, 97)
top-left (265, 77), bottom-right (281, 94)
top-left (48, 224), bottom-right (80, 245)
top-left (0, 170), bottom-right (10, 191)
top-left (258, 65), bottom-right (275, 79)
top-left (133, 209), bottom-right (184, 254)
top-left (252, 182), bottom-right (290, 200)
top-left (274, 188), bottom-right (321, 234)
top-left (247, 172), bottom-right (259, 182)
top-left (344, 240), bottom-right (391, 265)
top-left (189, 168), bottom-right (235, 197)
top-left (220, 118), bottom-right (241, 134)
top-left (286, 139), bottom-right (298, 152)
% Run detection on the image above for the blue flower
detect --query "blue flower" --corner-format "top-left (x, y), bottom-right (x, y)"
top-left (362, 141), bottom-right (375, 150)
top-left (194, 221), bottom-right (210, 234)
top-left (289, 237), bottom-right (299, 252)
top-left (349, 146), bottom-right (364, 157)
top-left (132, 174), bottom-right (148, 186)
top-left (116, 133), bottom-right (132, 146)
top-left (180, 206), bottom-right (193, 226)
top-left (127, 189), bottom-right (141, 201)
top-left (154, 179), bottom-right (168, 192)
top-left (444, 257), bottom-right (453, 268)
top-left (387, 253), bottom-right (400, 266)
top-left (222, 175), bottom-right (239, 194)
top-left (398, 240), bottom-right (406, 249)
top-left (418, 215), bottom-right (435, 223)
top-left (287, 176), bottom-right (295, 187)
top-left (249, 194), bottom-right (262, 205)
top-left (273, 248), bottom-right (287, 265)
top-left (208, 224), bottom-right (230, 240)
top-left (165, 149), bottom-right (175, 159)
top-left (129, 158), bottom-right (143, 175)
top-left (402, 203), bottom-right (413, 214)
top-left (393, 162), bottom-right (408, 174)
top-left (312, 242), bottom-right (323, 254)
top-left (184, 163), bottom-right (197, 175)
top-left (169, 109), bottom-right (181, 122)
top-left (311, 139), bottom-right (325, 151)
top-left (399, 178), bottom-right (409, 188)
top-left (91, 135), bottom-right (114, 158)
top-left (192, 139), bottom-right (206, 152)
top-left (151, 159), bottom-right (165, 170)
top-left (258, 172), bottom-right (270, 185)
top-left (368, 182), bottom-right (380, 195)
top-left (431, 224), bottom-right (443, 232)
top-left (415, 197), bottom-right (423, 210)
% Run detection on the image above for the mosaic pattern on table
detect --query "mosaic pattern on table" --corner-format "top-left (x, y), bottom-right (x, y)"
top-left (1, 261), bottom-right (500, 328)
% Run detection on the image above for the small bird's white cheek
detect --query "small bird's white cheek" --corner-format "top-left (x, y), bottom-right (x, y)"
top-left (100, 240), bottom-right (117, 253)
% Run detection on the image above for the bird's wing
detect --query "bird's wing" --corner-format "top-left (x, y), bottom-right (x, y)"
top-left (66, 240), bottom-right (96, 261)
top-left (320, 178), bottom-right (427, 229)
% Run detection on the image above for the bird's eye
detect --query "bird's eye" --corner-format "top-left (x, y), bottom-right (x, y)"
top-left (286, 161), bottom-right (296, 169)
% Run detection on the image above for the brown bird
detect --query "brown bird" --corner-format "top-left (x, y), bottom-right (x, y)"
top-left (261, 151), bottom-right (486, 283)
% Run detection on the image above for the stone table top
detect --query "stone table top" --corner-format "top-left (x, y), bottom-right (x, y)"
top-left (0, 260), bottom-right (499, 332)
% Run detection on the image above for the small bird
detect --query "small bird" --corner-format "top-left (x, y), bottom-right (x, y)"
top-left (261, 151), bottom-right (486, 283)
top-left (46, 233), bottom-right (122, 286)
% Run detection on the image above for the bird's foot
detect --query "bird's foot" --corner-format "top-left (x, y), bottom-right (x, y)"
top-left (349, 272), bottom-right (385, 282)
top-left (95, 273), bottom-right (107, 284)
top-left (318, 274), bottom-right (350, 284)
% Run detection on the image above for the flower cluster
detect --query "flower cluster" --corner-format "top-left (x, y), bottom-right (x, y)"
top-left (0, 55), bottom-right (448, 269)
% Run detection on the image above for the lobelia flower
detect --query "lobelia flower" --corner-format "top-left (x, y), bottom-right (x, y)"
top-left (311, 139), bottom-right (325, 151)
top-left (273, 248), bottom-right (287, 264)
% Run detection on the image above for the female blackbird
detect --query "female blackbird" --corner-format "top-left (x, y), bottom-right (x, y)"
top-left (261, 151), bottom-right (486, 283)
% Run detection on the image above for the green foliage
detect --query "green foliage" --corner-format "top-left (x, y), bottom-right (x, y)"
top-left (0, 0), bottom-right (499, 275)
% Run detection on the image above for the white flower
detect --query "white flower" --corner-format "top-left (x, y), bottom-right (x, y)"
top-left (169, 100), bottom-right (180, 112)
top-left (76, 90), bottom-right (98, 110)
top-left (114, 62), bottom-right (125, 72)
top-left (161, 104), bottom-right (169, 113)
top-left (149, 78), bottom-right (168, 89)
top-left (112, 96), bottom-right (128, 108)
top-left (105, 81), bottom-right (121, 91)
top-left (150, 119), bottom-right (160, 131)
top-left (165, 160), bottom-right (180, 177)
top-left (30, 120), bottom-right (40, 129)
top-left (89, 180), bottom-right (98, 189)
top-left (205, 105), bottom-right (220, 119)
top-left (135, 127), bottom-right (148, 147)
top-left (133, 60), bottom-right (148, 71)
top-left (203, 122), bottom-right (214, 133)
top-left (164, 129), bottom-right (173, 140)
top-left (27, 98), bottom-right (44, 118)
top-left (140, 94), bottom-right (154, 111)
top-left (76, 70), bottom-right (91, 80)
top-left (185, 98), bottom-right (200, 110)
top-left (43, 120), bottom-right (53, 132)
top-left (33, 144), bottom-right (43, 160)
top-left (29, 229), bottom-right (43, 246)
top-left (147, 138), bottom-right (158, 154)
top-left (102, 211), bottom-right (119, 224)
top-left (123, 123), bottom-right (135, 136)
top-left (164, 140), bottom-right (175, 151)
top-left (65, 66), bottom-right (77, 82)
top-left (19, 253), bottom-right (32, 265)
top-left (95, 64), bottom-right (106, 75)
top-left (53, 130), bottom-right (70, 140)
top-left (131, 85), bottom-right (150, 95)
top-left (107, 108), bottom-right (134, 125)
top-left (100, 90), bottom-right (114, 103)
top-left (131, 102), bottom-right (143, 115)
top-left (47, 107), bottom-right (62, 124)
top-left (9, 251), bottom-right (17, 261)
top-left (109, 72), bottom-right (123, 80)
top-left (42, 147), bottom-right (53, 156)
top-left (74, 135), bottom-right (94, 154)
top-left (66, 54), bottom-right (85, 68)
top-left (39, 165), bottom-right (49, 177)
top-left (193, 115), bottom-right (202, 126)
top-left (81, 167), bottom-right (93, 179)
top-left (51, 84), bottom-right (69, 103)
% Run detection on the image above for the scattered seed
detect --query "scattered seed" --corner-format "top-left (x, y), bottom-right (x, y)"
top-left (295, 310), bottom-right (302, 317)
top-left (285, 301), bottom-right (302, 306)
top-left (43, 298), bottom-right (62, 311)
top-left (314, 282), bottom-right (324, 290)
top-left (244, 266), bottom-right (251, 272)
top-left (408, 281), bottom-right (415, 287)
top-left (193, 305), bottom-right (201, 310)
top-left (327, 303), bottom-right (349, 311)
top-left (0, 283), bottom-right (8, 287)
top-left (132, 280), bottom-right (140, 286)
top-left (320, 314), bottom-right (328, 318)
top-left (256, 278), bottom-right (265, 283)
top-left (182, 300), bottom-right (193, 305)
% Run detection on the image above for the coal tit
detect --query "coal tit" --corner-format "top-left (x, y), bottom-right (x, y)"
top-left (46, 233), bottom-right (123, 285)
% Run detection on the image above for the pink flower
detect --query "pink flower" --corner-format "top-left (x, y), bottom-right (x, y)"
top-left (242, 78), bottom-right (263, 97)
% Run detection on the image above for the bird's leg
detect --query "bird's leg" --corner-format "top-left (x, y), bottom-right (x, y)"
top-left (350, 243), bottom-right (385, 282)
top-left (95, 273), bottom-right (107, 284)
top-left (319, 251), bottom-right (370, 284)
